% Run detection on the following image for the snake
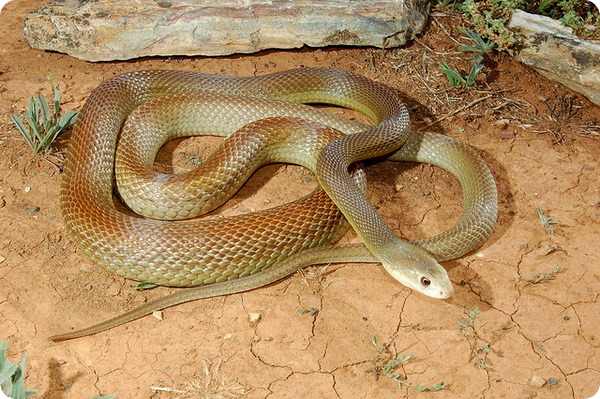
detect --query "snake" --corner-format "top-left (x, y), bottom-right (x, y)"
top-left (50, 68), bottom-right (497, 342)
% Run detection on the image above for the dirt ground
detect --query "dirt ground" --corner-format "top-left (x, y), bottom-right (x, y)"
top-left (1, 0), bottom-right (599, 398)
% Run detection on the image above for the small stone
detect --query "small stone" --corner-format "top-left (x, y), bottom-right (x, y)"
top-left (223, 333), bottom-right (233, 340)
top-left (540, 244), bottom-right (558, 256)
top-left (499, 130), bottom-right (515, 139)
top-left (248, 312), bottom-right (261, 327)
top-left (24, 186), bottom-right (31, 193)
top-left (152, 311), bottom-right (163, 321)
top-left (547, 377), bottom-right (559, 386)
top-left (530, 375), bottom-right (546, 388)
top-left (0, 255), bottom-right (5, 264)
top-left (26, 206), bottom-right (40, 213)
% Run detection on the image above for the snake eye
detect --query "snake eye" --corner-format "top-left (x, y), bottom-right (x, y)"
top-left (420, 277), bottom-right (431, 286)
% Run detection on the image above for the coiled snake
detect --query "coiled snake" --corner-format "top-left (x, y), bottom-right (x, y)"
top-left (50, 68), bottom-right (497, 341)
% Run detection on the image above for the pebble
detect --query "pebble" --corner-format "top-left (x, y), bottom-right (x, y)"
top-left (530, 375), bottom-right (546, 387)
top-left (297, 307), bottom-right (319, 315)
top-left (540, 244), bottom-right (558, 256)
top-left (494, 118), bottom-right (510, 128)
top-left (152, 311), bottom-right (163, 321)
top-left (499, 130), bottom-right (515, 139)
top-left (248, 312), bottom-right (261, 327)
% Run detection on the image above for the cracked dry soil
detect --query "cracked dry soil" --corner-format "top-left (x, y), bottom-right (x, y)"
top-left (1, 1), bottom-right (600, 398)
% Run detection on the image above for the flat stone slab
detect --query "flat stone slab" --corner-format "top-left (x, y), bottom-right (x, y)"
top-left (508, 9), bottom-right (600, 106)
top-left (23, 0), bottom-right (429, 62)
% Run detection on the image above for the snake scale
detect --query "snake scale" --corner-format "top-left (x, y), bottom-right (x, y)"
top-left (50, 68), bottom-right (497, 342)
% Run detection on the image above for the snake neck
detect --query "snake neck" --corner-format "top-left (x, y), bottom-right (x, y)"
top-left (315, 129), bottom-right (454, 299)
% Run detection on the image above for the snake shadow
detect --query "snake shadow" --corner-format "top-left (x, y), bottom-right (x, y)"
top-left (43, 358), bottom-right (85, 399)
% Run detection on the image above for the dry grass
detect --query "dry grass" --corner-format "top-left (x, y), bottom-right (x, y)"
top-left (177, 359), bottom-right (249, 399)
top-left (151, 359), bottom-right (249, 399)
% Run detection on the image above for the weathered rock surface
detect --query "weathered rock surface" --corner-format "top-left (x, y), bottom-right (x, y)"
top-left (508, 9), bottom-right (600, 106)
top-left (23, 0), bottom-right (430, 62)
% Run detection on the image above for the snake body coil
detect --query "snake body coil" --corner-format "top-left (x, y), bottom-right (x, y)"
top-left (52, 68), bottom-right (497, 341)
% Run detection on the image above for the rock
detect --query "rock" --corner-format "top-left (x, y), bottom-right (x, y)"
top-left (248, 312), bottom-right (261, 327)
top-left (23, 0), bottom-right (430, 62)
top-left (507, 9), bottom-right (600, 106)
top-left (499, 129), bottom-right (515, 139)
top-left (530, 375), bottom-right (547, 388)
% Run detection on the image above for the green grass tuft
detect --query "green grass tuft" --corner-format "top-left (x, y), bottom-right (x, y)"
top-left (11, 86), bottom-right (78, 154)
top-left (0, 340), bottom-right (35, 399)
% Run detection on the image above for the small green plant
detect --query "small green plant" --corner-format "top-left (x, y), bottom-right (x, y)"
top-left (440, 28), bottom-right (495, 87)
top-left (537, 0), bottom-right (600, 36)
top-left (437, 0), bottom-right (461, 9)
top-left (439, 61), bottom-right (482, 87)
top-left (536, 207), bottom-right (559, 235)
top-left (369, 336), bottom-right (447, 391)
top-left (460, 0), bottom-right (525, 51)
top-left (11, 86), bottom-right (78, 154)
top-left (458, 307), bottom-right (491, 369)
top-left (528, 265), bottom-right (565, 283)
top-left (537, 0), bottom-right (559, 14)
top-left (441, 0), bottom-right (600, 49)
top-left (0, 340), bottom-right (35, 399)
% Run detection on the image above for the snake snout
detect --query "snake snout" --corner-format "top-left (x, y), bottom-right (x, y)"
top-left (379, 243), bottom-right (454, 299)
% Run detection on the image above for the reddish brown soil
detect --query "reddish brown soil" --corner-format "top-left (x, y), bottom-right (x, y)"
top-left (1, 1), bottom-right (599, 398)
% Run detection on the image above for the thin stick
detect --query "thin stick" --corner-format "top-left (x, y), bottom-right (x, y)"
top-left (150, 386), bottom-right (186, 393)
top-left (420, 94), bottom-right (494, 129)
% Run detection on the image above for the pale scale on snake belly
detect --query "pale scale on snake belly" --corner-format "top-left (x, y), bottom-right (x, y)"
top-left (50, 68), bottom-right (497, 342)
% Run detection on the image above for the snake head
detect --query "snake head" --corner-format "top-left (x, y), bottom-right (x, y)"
top-left (380, 243), bottom-right (453, 299)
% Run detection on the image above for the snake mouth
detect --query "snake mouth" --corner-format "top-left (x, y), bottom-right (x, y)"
top-left (433, 283), bottom-right (454, 299)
